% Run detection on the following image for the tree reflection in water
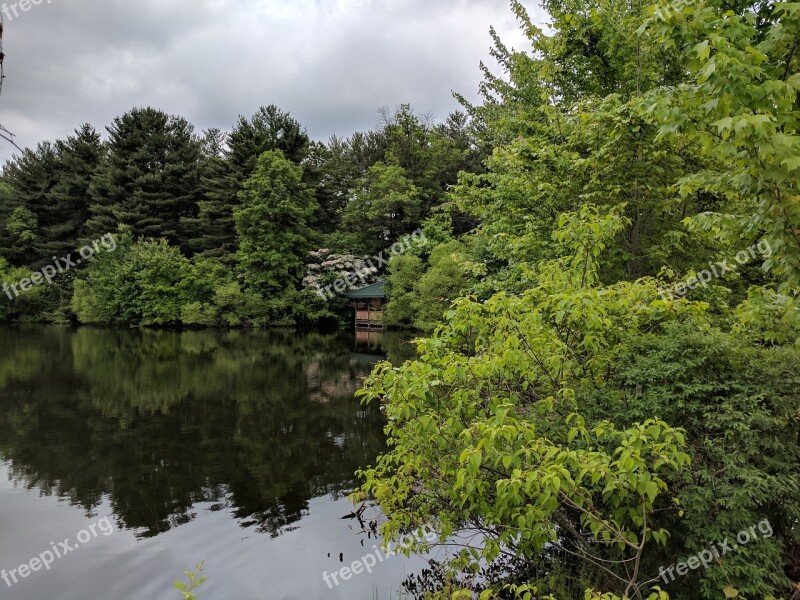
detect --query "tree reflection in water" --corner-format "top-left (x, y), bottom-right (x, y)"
top-left (0, 326), bottom-right (414, 539)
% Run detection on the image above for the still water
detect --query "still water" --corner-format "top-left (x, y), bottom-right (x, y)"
top-left (0, 326), bottom-right (423, 600)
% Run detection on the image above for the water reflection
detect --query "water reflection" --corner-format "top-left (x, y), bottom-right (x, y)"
top-left (0, 326), bottom-right (412, 540)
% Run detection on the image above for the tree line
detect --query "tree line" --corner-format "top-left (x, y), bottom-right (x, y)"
top-left (0, 104), bottom-right (483, 326)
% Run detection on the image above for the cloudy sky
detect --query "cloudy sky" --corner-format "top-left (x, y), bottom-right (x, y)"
top-left (0, 0), bottom-right (544, 163)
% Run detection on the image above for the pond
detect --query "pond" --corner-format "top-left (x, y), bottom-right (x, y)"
top-left (0, 326), bottom-right (425, 600)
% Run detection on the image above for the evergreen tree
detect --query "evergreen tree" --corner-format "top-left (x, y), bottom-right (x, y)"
top-left (302, 140), bottom-right (349, 235)
top-left (40, 124), bottom-right (104, 257)
top-left (306, 130), bottom-right (389, 245)
top-left (1, 142), bottom-right (60, 267)
top-left (86, 107), bottom-right (202, 249)
top-left (189, 106), bottom-right (310, 258)
top-left (179, 128), bottom-right (226, 257)
top-left (345, 129), bottom-right (389, 175)
top-left (0, 181), bottom-right (16, 262)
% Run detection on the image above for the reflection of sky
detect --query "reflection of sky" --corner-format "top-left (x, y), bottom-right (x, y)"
top-left (0, 462), bottom-right (432, 600)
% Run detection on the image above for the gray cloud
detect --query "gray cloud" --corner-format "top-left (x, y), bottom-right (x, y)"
top-left (0, 0), bottom-right (544, 162)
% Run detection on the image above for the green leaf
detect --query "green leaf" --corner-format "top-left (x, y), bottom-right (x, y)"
top-left (723, 585), bottom-right (739, 598)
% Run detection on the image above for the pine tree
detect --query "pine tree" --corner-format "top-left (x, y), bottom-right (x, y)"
top-left (86, 107), bottom-right (202, 249)
top-left (189, 106), bottom-right (310, 258)
top-left (38, 124), bottom-right (104, 258)
top-left (1, 142), bottom-right (60, 267)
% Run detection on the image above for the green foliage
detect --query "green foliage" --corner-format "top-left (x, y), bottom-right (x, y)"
top-left (645, 0), bottom-right (800, 290)
top-left (357, 205), bottom-right (798, 598)
top-left (6, 206), bottom-right (39, 247)
top-left (0, 258), bottom-right (59, 322)
top-left (233, 150), bottom-right (318, 323)
top-left (73, 235), bottom-right (191, 326)
top-left (453, 0), bottom-right (720, 294)
top-left (357, 207), bottom-right (705, 597)
top-left (43, 125), bottom-right (104, 257)
top-left (341, 161), bottom-right (422, 256)
top-left (325, 105), bottom-right (482, 256)
top-left (385, 240), bottom-right (474, 331)
top-left (602, 323), bottom-right (800, 599)
top-left (174, 561), bottom-right (206, 600)
top-left (86, 107), bottom-right (202, 250)
top-left (418, 583), bottom-right (671, 600)
top-left (187, 106), bottom-right (310, 258)
top-left (2, 142), bottom-right (59, 267)
top-left (735, 286), bottom-right (800, 345)
top-left (180, 301), bottom-right (218, 328)
top-left (0, 100), bottom-right (477, 326)
top-left (0, 127), bottom-right (103, 272)
top-left (384, 254), bottom-right (425, 328)
top-left (70, 236), bottom-right (272, 328)
top-left (212, 280), bottom-right (247, 327)
top-left (0, 0), bottom-right (798, 595)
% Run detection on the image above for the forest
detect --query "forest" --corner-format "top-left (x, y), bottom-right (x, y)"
top-left (0, 0), bottom-right (799, 597)
top-left (0, 99), bottom-right (484, 328)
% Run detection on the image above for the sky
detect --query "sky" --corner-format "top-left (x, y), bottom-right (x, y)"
top-left (0, 0), bottom-right (544, 163)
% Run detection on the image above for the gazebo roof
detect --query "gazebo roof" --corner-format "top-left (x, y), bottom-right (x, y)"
top-left (346, 280), bottom-right (385, 299)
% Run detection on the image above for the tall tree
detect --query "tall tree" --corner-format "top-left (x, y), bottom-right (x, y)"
top-left (378, 106), bottom-right (484, 229)
top-left (303, 139), bottom-right (355, 235)
top-left (305, 130), bottom-right (390, 242)
top-left (0, 181), bottom-right (16, 262)
top-left (1, 142), bottom-right (60, 267)
top-left (40, 124), bottom-right (104, 257)
top-left (647, 0), bottom-right (800, 290)
top-left (179, 128), bottom-right (226, 257)
top-left (189, 106), bottom-right (310, 258)
top-left (341, 162), bottom-right (422, 256)
top-left (452, 0), bottom-right (711, 288)
top-left (234, 150), bottom-right (318, 299)
top-left (86, 107), bottom-right (202, 249)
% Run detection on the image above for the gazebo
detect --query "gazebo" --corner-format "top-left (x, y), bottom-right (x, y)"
top-left (346, 281), bottom-right (386, 329)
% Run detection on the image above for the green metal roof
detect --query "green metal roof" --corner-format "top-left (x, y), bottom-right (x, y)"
top-left (346, 280), bottom-right (386, 299)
